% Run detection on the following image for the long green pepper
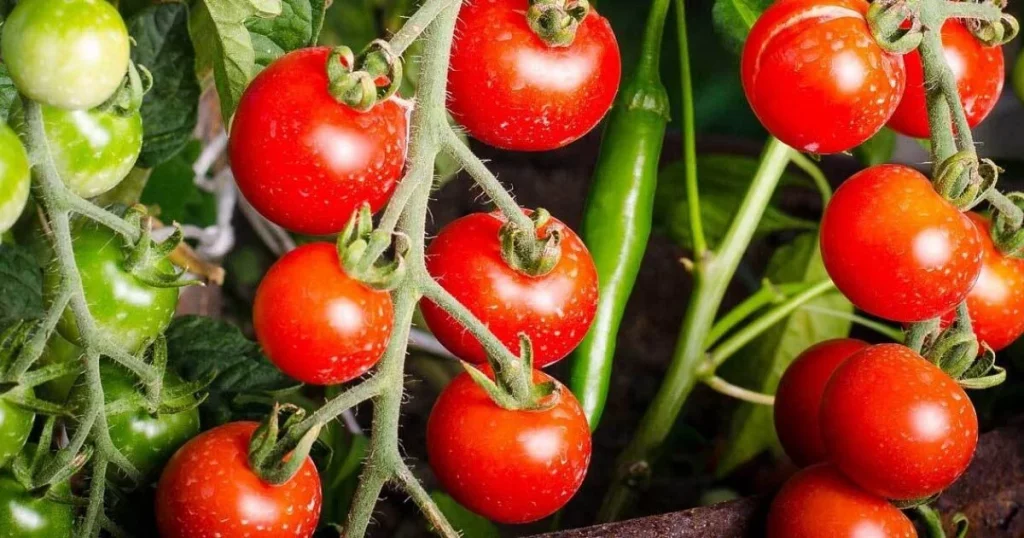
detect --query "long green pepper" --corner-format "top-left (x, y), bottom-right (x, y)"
top-left (569, 0), bottom-right (671, 429)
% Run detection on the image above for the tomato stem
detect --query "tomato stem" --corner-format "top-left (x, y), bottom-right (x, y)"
top-left (704, 281), bottom-right (816, 349)
top-left (675, 0), bottom-right (707, 262)
top-left (703, 375), bottom-right (775, 406)
top-left (388, 0), bottom-right (461, 55)
top-left (704, 279), bottom-right (835, 371)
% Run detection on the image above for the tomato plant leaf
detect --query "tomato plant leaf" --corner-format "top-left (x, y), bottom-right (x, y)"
top-left (164, 315), bottom-right (298, 425)
top-left (189, 0), bottom-right (283, 123)
top-left (0, 244), bottom-right (43, 326)
top-left (140, 142), bottom-right (217, 227)
top-left (716, 233), bottom-right (853, 476)
top-left (655, 155), bottom-right (817, 249)
top-left (429, 492), bottom-right (500, 538)
top-left (0, 65), bottom-right (16, 124)
top-left (247, 0), bottom-right (322, 69)
top-left (712, 0), bottom-right (771, 54)
top-left (853, 127), bottom-right (897, 167)
top-left (129, 4), bottom-right (201, 167)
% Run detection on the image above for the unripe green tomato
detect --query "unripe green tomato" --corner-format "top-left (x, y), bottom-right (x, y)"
top-left (11, 100), bottom-right (143, 198)
top-left (0, 125), bottom-right (31, 234)
top-left (0, 387), bottom-right (33, 469)
top-left (69, 363), bottom-right (200, 485)
top-left (1, 0), bottom-right (130, 110)
top-left (0, 468), bottom-right (74, 537)
top-left (42, 222), bottom-right (179, 354)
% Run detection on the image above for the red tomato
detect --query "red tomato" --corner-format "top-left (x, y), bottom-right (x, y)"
top-left (426, 369), bottom-right (592, 523)
top-left (230, 47), bottom-right (408, 235)
top-left (447, 0), bottom-right (621, 151)
top-left (940, 213), bottom-right (1024, 351)
top-left (767, 464), bottom-right (917, 538)
top-left (254, 243), bottom-right (394, 385)
top-left (421, 212), bottom-right (598, 368)
top-left (774, 338), bottom-right (869, 467)
top-left (820, 164), bottom-right (983, 322)
top-left (821, 344), bottom-right (978, 500)
top-left (888, 21), bottom-right (1004, 138)
top-left (155, 422), bottom-right (322, 538)
top-left (741, 0), bottom-right (906, 153)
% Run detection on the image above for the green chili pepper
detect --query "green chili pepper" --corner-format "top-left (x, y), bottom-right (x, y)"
top-left (569, 0), bottom-right (671, 429)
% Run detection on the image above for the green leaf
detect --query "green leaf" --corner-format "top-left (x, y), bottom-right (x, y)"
top-left (0, 244), bottom-right (43, 326)
top-left (189, 0), bottom-right (283, 123)
top-left (247, 0), bottom-right (319, 69)
top-left (0, 65), bottom-right (17, 124)
top-left (712, 0), bottom-right (772, 54)
top-left (129, 4), bottom-right (202, 167)
top-left (140, 141), bottom-right (217, 226)
top-left (716, 234), bottom-right (853, 476)
top-left (430, 492), bottom-right (500, 538)
top-left (853, 128), bottom-right (897, 167)
top-left (655, 155), bottom-right (817, 249)
top-left (164, 315), bottom-right (298, 425)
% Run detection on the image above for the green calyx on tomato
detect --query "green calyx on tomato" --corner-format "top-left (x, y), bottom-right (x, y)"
top-left (68, 362), bottom-right (201, 485)
top-left (0, 471), bottom-right (74, 538)
top-left (10, 97), bottom-right (142, 199)
top-left (42, 221), bottom-right (179, 354)
top-left (0, 124), bottom-right (31, 235)
top-left (325, 43), bottom-right (403, 112)
top-left (1, 0), bottom-right (131, 111)
top-left (525, 0), bottom-right (591, 47)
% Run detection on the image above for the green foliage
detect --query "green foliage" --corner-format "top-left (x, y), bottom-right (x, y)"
top-left (129, 4), bottom-right (201, 167)
top-left (164, 315), bottom-right (298, 425)
top-left (0, 65), bottom-right (16, 124)
top-left (853, 128), bottom-right (898, 167)
top-left (248, 0), bottom-right (328, 69)
top-left (711, 0), bottom-right (771, 54)
top-left (0, 244), bottom-right (43, 326)
top-left (190, 0), bottom-right (328, 123)
top-left (189, 0), bottom-right (283, 122)
top-left (139, 142), bottom-right (217, 227)
top-left (716, 234), bottom-right (853, 476)
top-left (430, 492), bottom-right (500, 538)
top-left (655, 155), bottom-right (817, 249)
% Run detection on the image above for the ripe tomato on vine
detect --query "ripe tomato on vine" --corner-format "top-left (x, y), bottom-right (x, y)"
top-left (766, 464), bottom-right (916, 538)
top-left (427, 369), bottom-right (592, 524)
top-left (447, 0), bottom-right (621, 151)
top-left (773, 338), bottom-right (869, 467)
top-left (940, 213), bottom-right (1024, 351)
top-left (230, 47), bottom-right (409, 236)
top-left (821, 344), bottom-right (978, 500)
top-left (741, 0), bottom-right (906, 153)
top-left (888, 20), bottom-right (1004, 138)
top-left (820, 164), bottom-right (983, 323)
top-left (421, 211), bottom-right (599, 368)
top-left (254, 242), bottom-right (394, 386)
top-left (156, 422), bottom-right (322, 538)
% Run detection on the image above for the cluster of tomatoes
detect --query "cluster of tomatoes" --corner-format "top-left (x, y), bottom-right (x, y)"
top-left (152, 0), bottom-right (622, 534)
top-left (742, 0), bottom-right (1018, 535)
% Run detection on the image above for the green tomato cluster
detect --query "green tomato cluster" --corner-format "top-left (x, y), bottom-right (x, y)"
top-left (1, 0), bottom-right (141, 215)
top-left (2, 0), bottom-right (131, 111)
